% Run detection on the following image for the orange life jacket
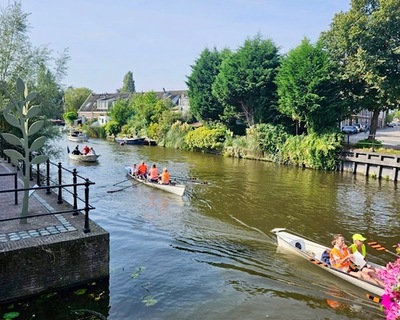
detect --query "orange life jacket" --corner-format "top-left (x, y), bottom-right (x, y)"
top-left (138, 164), bottom-right (147, 175)
top-left (329, 246), bottom-right (353, 271)
top-left (161, 172), bottom-right (170, 184)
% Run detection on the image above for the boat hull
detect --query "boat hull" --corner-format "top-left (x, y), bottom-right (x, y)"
top-left (125, 167), bottom-right (185, 196)
top-left (271, 228), bottom-right (384, 297)
top-left (115, 137), bottom-right (145, 145)
top-left (69, 154), bottom-right (100, 163)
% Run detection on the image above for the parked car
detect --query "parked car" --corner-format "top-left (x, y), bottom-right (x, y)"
top-left (387, 122), bottom-right (395, 127)
top-left (342, 125), bottom-right (358, 134)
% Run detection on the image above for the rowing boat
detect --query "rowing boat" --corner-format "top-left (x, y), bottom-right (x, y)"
top-left (124, 167), bottom-right (185, 196)
top-left (271, 228), bottom-right (384, 297)
top-left (69, 153), bottom-right (100, 163)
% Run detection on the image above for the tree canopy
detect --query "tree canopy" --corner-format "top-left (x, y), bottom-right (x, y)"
top-left (64, 87), bottom-right (92, 112)
top-left (321, 0), bottom-right (400, 138)
top-left (212, 34), bottom-right (280, 126)
top-left (186, 47), bottom-right (229, 122)
top-left (276, 38), bottom-right (346, 134)
top-left (121, 71), bottom-right (135, 93)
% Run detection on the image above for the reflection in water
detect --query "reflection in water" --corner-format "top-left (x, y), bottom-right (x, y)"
top-left (2, 138), bottom-right (397, 319)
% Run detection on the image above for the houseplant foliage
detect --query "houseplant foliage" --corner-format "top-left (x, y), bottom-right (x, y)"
top-left (1, 78), bottom-right (48, 223)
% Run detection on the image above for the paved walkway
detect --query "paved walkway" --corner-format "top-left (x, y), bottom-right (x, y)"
top-left (0, 159), bottom-right (81, 245)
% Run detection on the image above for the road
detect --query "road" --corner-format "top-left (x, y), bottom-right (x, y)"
top-left (348, 126), bottom-right (400, 149)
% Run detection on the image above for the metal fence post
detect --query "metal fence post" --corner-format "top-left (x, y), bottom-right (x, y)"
top-left (14, 172), bottom-right (18, 205)
top-left (36, 163), bottom-right (41, 186)
top-left (73, 168), bottom-right (78, 215)
top-left (46, 159), bottom-right (51, 194)
top-left (83, 179), bottom-right (91, 233)
top-left (57, 162), bottom-right (63, 204)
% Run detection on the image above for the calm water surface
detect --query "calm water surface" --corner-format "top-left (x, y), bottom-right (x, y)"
top-left (4, 137), bottom-right (400, 319)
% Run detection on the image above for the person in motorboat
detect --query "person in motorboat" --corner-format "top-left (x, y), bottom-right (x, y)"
top-left (148, 164), bottom-right (159, 182)
top-left (330, 234), bottom-right (384, 286)
top-left (88, 147), bottom-right (96, 155)
top-left (71, 145), bottom-right (82, 155)
top-left (159, 167), bottom-right (170, 185)
top-left (82, 145), bottom-right (90, 155)
top-left (137, 161), bottom-right (147, 179)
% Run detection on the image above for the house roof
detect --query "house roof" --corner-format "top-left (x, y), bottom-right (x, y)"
top-left (78, 93), bottom-right (131, 113)
top-left (78, 90), bottom-right (188, 114)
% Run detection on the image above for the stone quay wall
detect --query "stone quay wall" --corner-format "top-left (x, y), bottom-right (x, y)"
top-left (341, 150), bottom-right (400, 181)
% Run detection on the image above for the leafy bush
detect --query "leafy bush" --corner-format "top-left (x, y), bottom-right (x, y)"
top-left (104, 120), bottom-right (119, 136)
top-left (162, 121), bottom-right (192, 149)
top-left (185, 125), bottom-right (227, 152)
top-left (355, 139), bottom-right (383, 150)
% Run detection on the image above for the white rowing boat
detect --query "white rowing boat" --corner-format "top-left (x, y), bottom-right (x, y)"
top-left (271, 228), bottom-right (384, 297)
top-left (69, 153), bottom-right (100, 163)
top-left (124, 167), bottom-right (185, 196)
top-left (67, 130), bottom-right (89, 143)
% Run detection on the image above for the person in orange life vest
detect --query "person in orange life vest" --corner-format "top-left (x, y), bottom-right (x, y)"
top-left (159, 167), bottom-right (170, 185)
top-left (330, 234), bottom-right (384, 286)
top-left (82, 145), bottom-right (90, 155)
top-left (137, 161), bottom-right (147, 179)
top-left (148, 164), bottom-right (159, 182)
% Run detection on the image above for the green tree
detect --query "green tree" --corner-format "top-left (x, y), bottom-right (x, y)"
top-left (35, 64), bottom-right (64, 119)
top-left (212, 34), bottom-right (280, 126)
top-left (121, 71), bottom-right (135, 93)
top-left (321, 0), bottom-right (400, 139)
top-left (275, 38), bottom-right (347, 134)
top-left (186, 47), bottom-right (229, 122)
top-left (109, 99), bottom-right (134, 131)
top-left (64, 87), bottom-right (92, 112)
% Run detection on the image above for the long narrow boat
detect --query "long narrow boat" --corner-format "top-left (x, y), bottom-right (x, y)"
top-left (271, 228), bottom-right (384, 297)
top-left (125, 167), bottom-right (185, 196)
top-left (69, 153), bottom-right (100, 163)
top-left (115, 137), bottom-right (145, 145)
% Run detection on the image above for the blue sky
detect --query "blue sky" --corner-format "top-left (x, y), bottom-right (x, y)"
top-left (21, 0), bottom-right (350, 93)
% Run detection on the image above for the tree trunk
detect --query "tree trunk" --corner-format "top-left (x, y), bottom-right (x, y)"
top-left (368, 110), bottom-right (380, 140)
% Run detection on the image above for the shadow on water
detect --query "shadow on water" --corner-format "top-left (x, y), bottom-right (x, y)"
top-left (2, 138), bottom-right (397, 319)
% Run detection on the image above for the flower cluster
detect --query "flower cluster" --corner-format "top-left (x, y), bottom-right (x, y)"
top-left (378, 251), bottom-right (400, 320)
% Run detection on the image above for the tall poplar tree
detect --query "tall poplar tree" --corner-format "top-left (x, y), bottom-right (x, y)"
top-left (121, 71), bottom-right (135, 93)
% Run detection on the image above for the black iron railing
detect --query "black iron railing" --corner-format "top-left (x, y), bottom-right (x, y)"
top-left (0, 137), bottom-right (95, 233)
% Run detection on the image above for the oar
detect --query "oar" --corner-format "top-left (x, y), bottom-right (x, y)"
top-left (366, 293), bottom-right (382, 304)
top-left (173, 177), bottom-right (209, 184)
top-left (112, 178), bottom-right (131, 186)
top-left (367, 241), bottom-right (400, 258)
top-left (107, 184), bottom-right (135, 193)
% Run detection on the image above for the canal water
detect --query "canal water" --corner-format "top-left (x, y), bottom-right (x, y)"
top-left (3, 137), bottom-right (400, 319)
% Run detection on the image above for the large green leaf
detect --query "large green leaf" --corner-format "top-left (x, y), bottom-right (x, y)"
top-left (16, 78), bottom-right (25, 95)
top-left (1, 133), bottom-right (22, 146)
top-left (31, 155), bottom-right (48, 165)
top-left (26, 105), bottom-right (41, 118)
top-left (26, 92), bottom-right (37, 102)
top-left (30, 136), bottom-right (46, 151)
top-left (28, 120), bottom-right (44, 136)
top-left (3, 113), bottom-right (20, 127)
top-left (4, 149), bottom-right (24, 166)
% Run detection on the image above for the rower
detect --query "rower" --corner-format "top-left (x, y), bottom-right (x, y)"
top-left (148, 164), bottom-right (159, 182)
top-left (159, 167), bottom-right (170, 185)
top-left (137, 161), bottom-right (147, 179)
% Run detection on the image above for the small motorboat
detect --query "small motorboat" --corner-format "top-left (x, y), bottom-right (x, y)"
top-left (271, 228), bottom-right (384, 297)
top-left (69, 153), bottom-right (100, 163)
top-left (124, 167), bottom-right (185, 196)
top-left (67, 130), bottom-right (89, 143)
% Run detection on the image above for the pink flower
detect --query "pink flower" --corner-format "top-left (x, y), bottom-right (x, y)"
top-left (379, 258), bottom-right (400, 319)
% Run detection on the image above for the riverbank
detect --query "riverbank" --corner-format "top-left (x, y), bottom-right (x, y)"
top-left (0, 158), bottom-right (109, 304)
